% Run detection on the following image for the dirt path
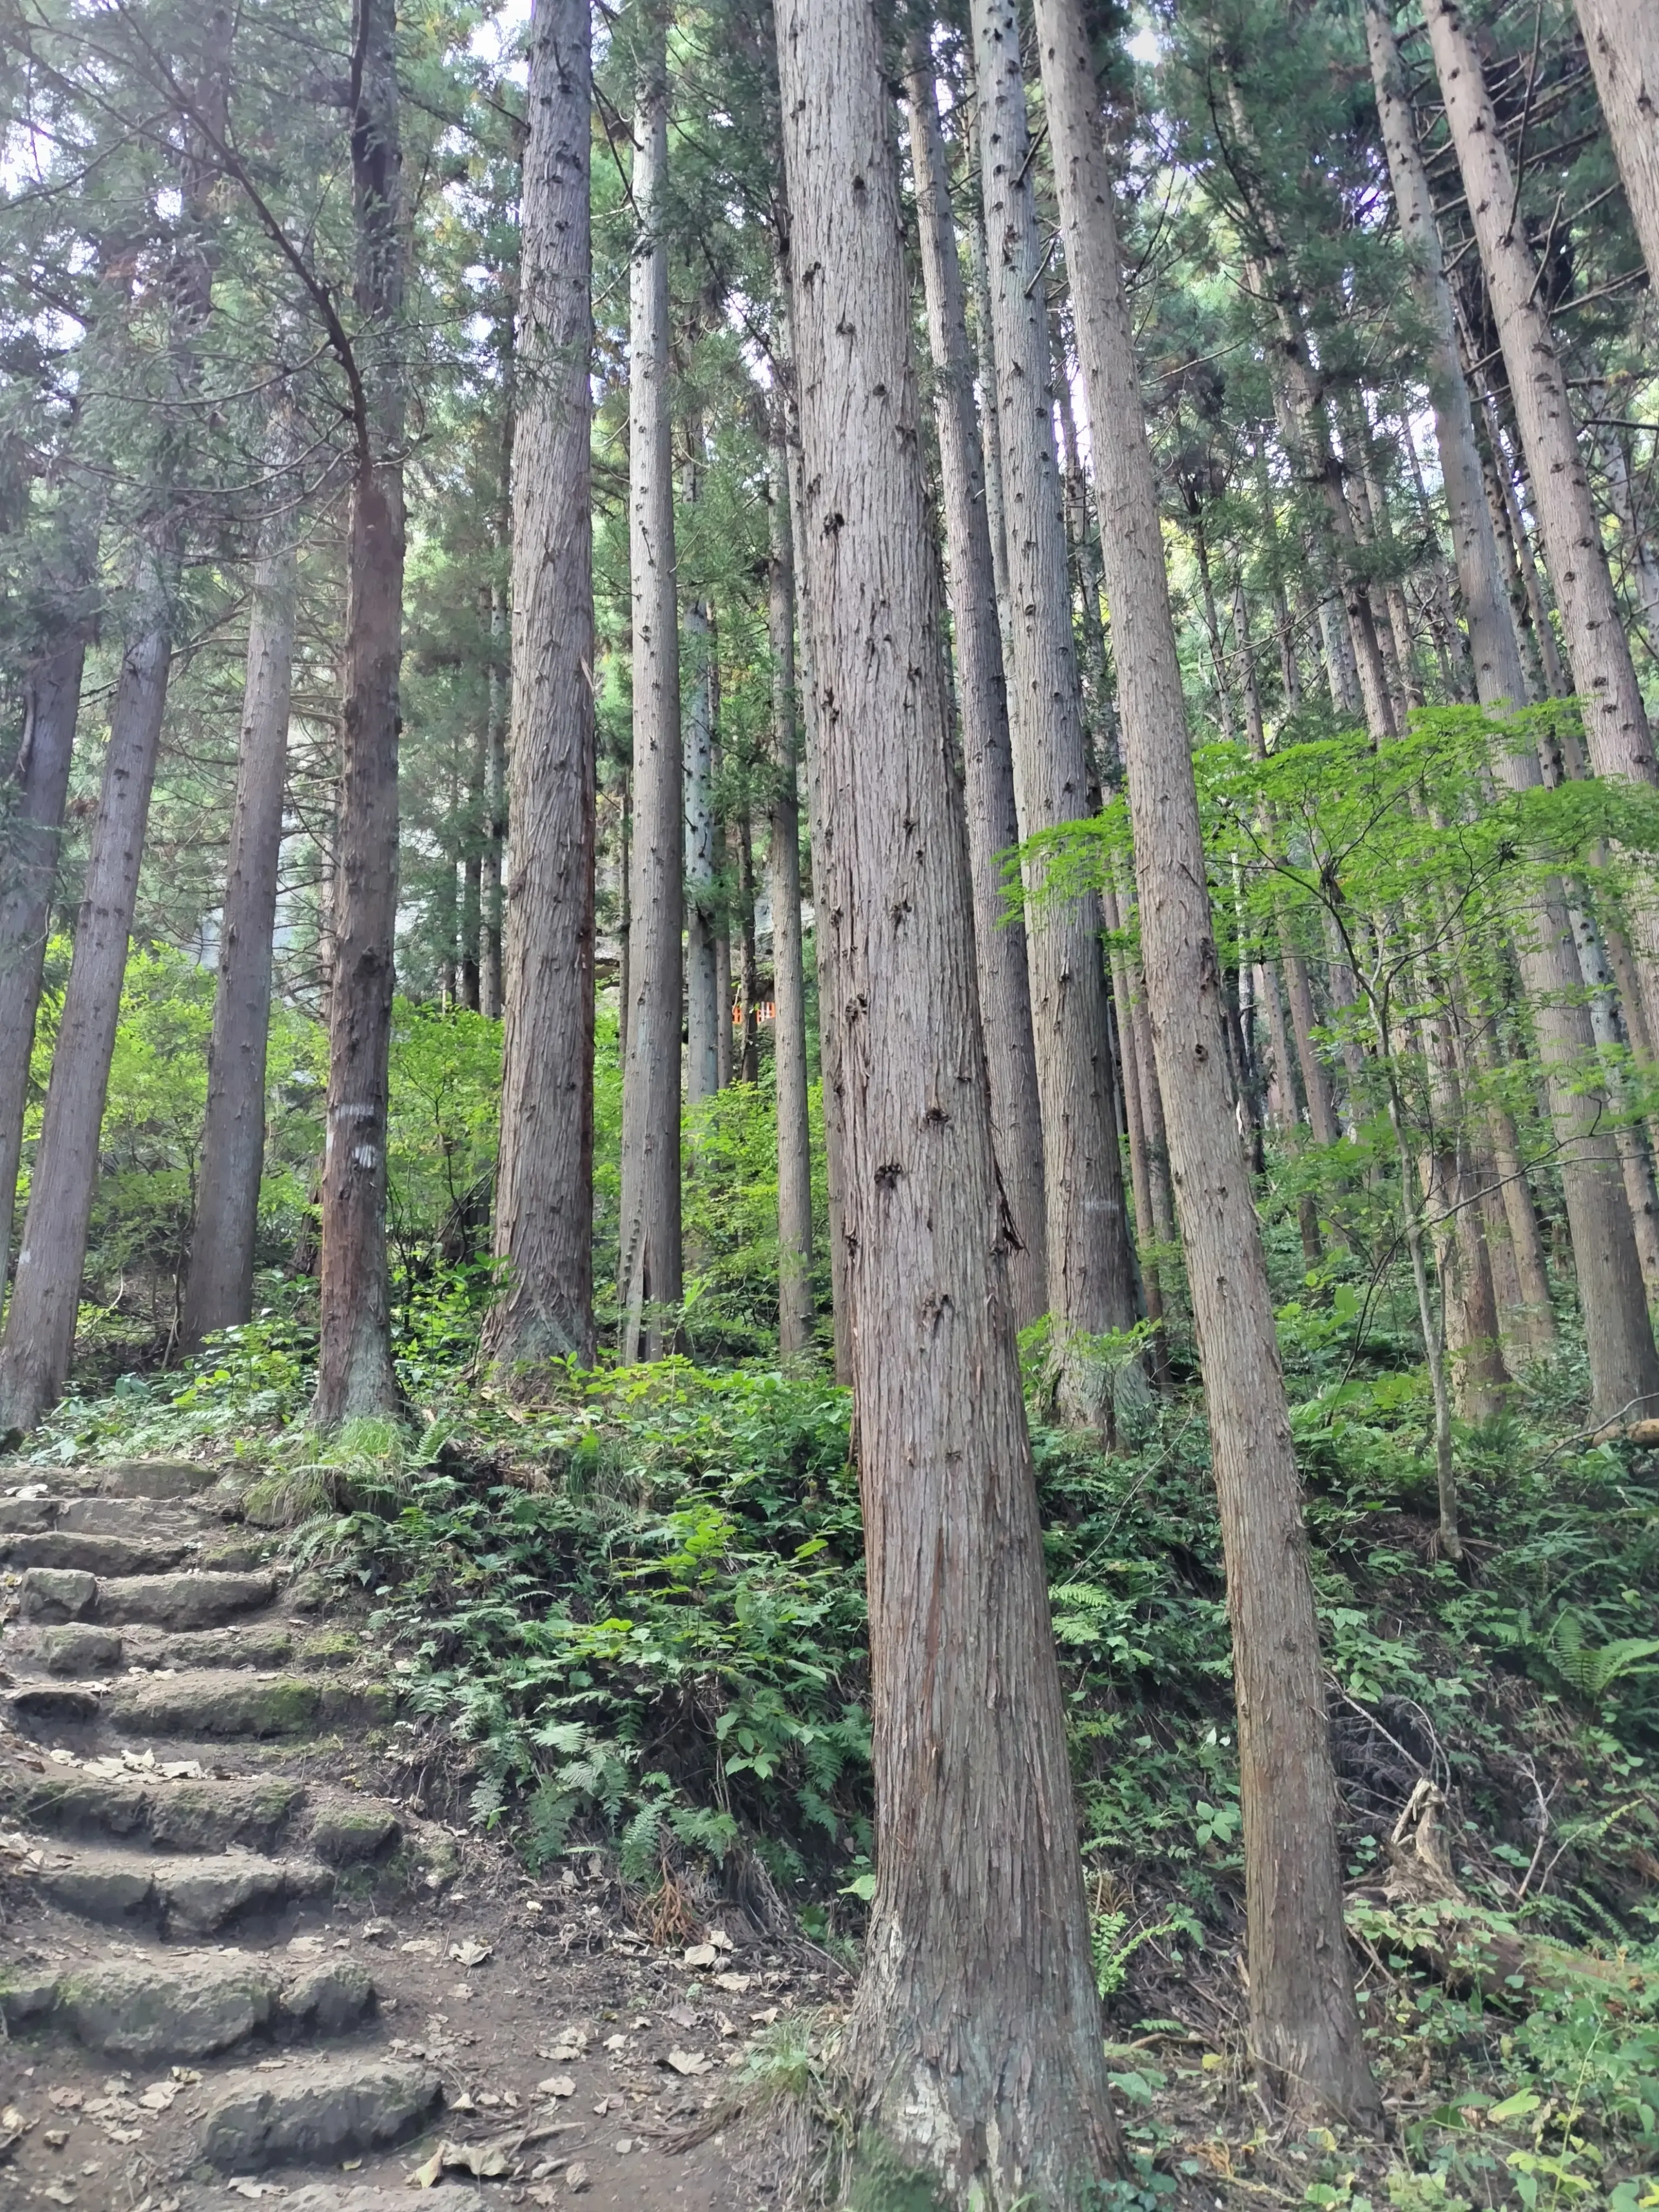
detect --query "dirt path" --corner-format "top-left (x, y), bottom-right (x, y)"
top-left (0, 1458), bottom-right (839, 2210)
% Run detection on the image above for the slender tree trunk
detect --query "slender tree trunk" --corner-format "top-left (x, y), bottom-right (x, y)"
top-left (482, 572), bottom-right (507, 1020)
top-left (483, 0), bottom-right (595, 1378)
top-left (1426, 1), bottom-right (1657, 787)
top-left (737, 805), bottom-right (759, 1085)
top-left (180, 408), bottom-right (299, 1349)
top-left (1371, 0), bottom-right (1653, 1417)
top-left (1485, 1094), bottom-right (1557, 1351)
top-left (1037, 0), bottom-right (1381, 2121)
top-left (974, 0), bottom-right (1139, 1417)
top-left (1573, 0), bottom-right (1659, 292)
top-left (766, 438), bottom-right (814, 1364)
top-left (1102, 880), bottom-right (1166, 1360)
top-left (1595, 409), bottom-right (1659, 656)
top-left (314, 0), bottom-right (407, 1427)
top-left (776, 4), bottom-right (1121, 2194)
top-left (0, 557), bottom-right (175, 1435)
top-left (904, 33), bottom-right (1048, 1327)
top-left (618, 8), bottom-right (683, 1362)
top-left (964, 197), bottom-right (1015, 677)
top-left (683, 589), bottom-right (720, 1104)
top-left (0, 637), bottom-right (84, 1308)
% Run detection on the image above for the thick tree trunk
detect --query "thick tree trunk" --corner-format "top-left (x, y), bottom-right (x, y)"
top-left (0, 638), bottom-right (84, 1307)
top-left (766, 440), bottom-right (814, 1364)
top-left (1574, 0), bottom-right (1659, 293)
top-left (483, 0), bottom-right (595, 1378)
top-left (1036, 0), bottom-right (1380, 2123)
top-left (973, 0), bottom-right (1139, 1415)
top-left (1381, 0), bottom-right (1659, 1422)
top-left (903, 35), bottom-right (1048, 1328)
top-left (315, 0), bottom-right (407, 1428)
top-left (0, 559), bottom-right (173, 1436)
top-left (964, 199), bottom-right (1015, 676)
top-left (775, 4), bottom-right (1121, 2195)
top-left (180, 409), bottom-right (299, 1349)
top-left (482, 572), bottom-right (507, 1020)
top-left (618, 9), bottom-right (683, 1362)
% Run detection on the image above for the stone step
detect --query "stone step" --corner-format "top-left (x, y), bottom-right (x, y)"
top-left (198, 2054), bottom-right (442, 2171)
top-left (0, 1762), bottom-right (305, 1852)
top-left (18, 1566), bottom-right (276, 1628)
top-left (0, 1947), bottom-right (374, 2060)
top-left (36, 1843), bottom-right (332, 1934)
top-left (110, 1666), bottom-right (392, 1739)
top-left (4, 1529), bottom-right (193, 1576)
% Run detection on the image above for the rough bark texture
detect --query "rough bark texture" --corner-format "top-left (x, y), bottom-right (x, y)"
top-left (776, 1), bottom-right (1122, 2197)
top-left (1574, 0), bottom-right (1659, 293)
top-left (1035, 0), bottom-right (1381, 2123)
top-left (973, 0), bottom-right (1139, 1406)
top-left (904, 34), bottom-right (1048, 1329)
top-left (618, 10), bottom-right (683, 1362)
top-left (483, 0), bottom-right (595, 1377)
top-left (766, 442), bottom-right (814, 1364)
top-left (683, 541), bottom-right (721, 1103)
top-left (0, 638), bottom-right (84, 1305)
top-left (1379, 0), bottom-right (1658, 1421)
top-left (0, 564), bottom-right (173, 1437)
top-left (315, 0), bottom-right (407, 1428)
top-left (180, 410), bottom-right (299, 1349)
top-left (1426, 1), bottom-right (1655, 787)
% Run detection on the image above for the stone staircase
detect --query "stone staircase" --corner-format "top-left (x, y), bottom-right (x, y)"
top-left (0, 1460), bottom-right (738, 2211)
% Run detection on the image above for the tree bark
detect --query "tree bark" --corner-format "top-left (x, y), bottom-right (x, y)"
top-left (775, 3), bottom-right (1121, 2194)
top-left (0, 637), bottom-right (84, 1310)
top-left (903, 32), bottom-right (1048, 1328)
top-left (618, 6), bottom-right (683, 1362)
top-left (1574, 0), bottom-right (1659, 294)
top-left (482, 0), bottom-right (595, 1378)
top-left (973, 0), bottom-right (1139, 1417)
top-left (482, 569), bottom-right (507, 1021)
top-left (1384, 0), bottom-right (1659, 1422)
top-left (180, 407), bottom-right (299, 1349)
top-left (1035, 0), bottom-right (1381, 2123)
top-left (683, 416), bottom-right (720, 1105)
top-left (0, 559), bottom-right (174, 1435)
top-left (766, 438), bottom-right (814, 1364)
top-left (314, 0), bottom-right (407, 1428)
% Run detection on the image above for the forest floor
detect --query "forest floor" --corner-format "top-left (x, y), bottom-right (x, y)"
top-left (2, 1292), bottom-right (1657, 2209)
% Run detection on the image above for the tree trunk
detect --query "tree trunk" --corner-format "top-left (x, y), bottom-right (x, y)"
top-left (1036, 0), bottom-right (1381, 2123)
top-left (683, 589), bottom-right (720, 1105)
top-left (0, 558), bottom-right (174, 1435)
top-left (618, 8), bottom-right (683, 1362)
top-left (314, 0), bottom-right (407, 1428)
top-left (1101, 879), bottom-right (1166, 1361)
top-left (1425, 1), bottom-right (1657, 788)
top-left (903, 33), bottom-right (1048, 1328)
top-left (775, 2), bottom-right (1121, 2194)
top-left (963, 195), bottom-right (1015, 677)
top-left (0, 637), bottom-right (84, 1309)
top-left (483, 0), bottom-right (595, 1378)
top-left (1485, 1092), bottom-right (1557, 1353)
top-left (482, 571), bottom-right (507, 1021)
top-left (1573, 0), bottom-right (1659, 293)
top-left (1386, 0), bottom-right (1659, 1422)
top-left (973, 0), bottom-right (1139, 1415)
top-left (180, 406), bottom-right (299, 1350)
top-left (737, 804), bottom-right (759, 1085)
top-left (766, 437), bottom-right (814, 1364)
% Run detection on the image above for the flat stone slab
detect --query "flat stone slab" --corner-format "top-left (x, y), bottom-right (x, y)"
top-left (98, 1459), bottom-right (219, 1499)
top-left (0, 1495), bottom-right (55, 1533)
top-left (31, 1950), bottom-right (374, 2060)
top-left (10, 1681), bottom-right (102, 1723)
top-left (0, 1765), bottom-right (304, 1851)
top-left (98, 1570), bottom-right (275, 1629)
top-left (3, 1529), bottom-right (191, 1576)
top-left (199, 2055), bottom-right (441, 2169)
top-left (308, 1804), bottom-right (400, 1865)
top-left (153, 1623), bottom-right (295, 1669)
top-left (42, 1624), bottom-right (124, 1675)
top-left (37, 1845), bottom-right (331, 1934)
top-left (111, 1669), bottom-right (322, 1738)
top-left (18, 1567), bottom-right (98, 1622)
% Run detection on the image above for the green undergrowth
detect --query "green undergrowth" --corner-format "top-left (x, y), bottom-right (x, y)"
top-left (8, 1274), bottom-right (1659, 2202)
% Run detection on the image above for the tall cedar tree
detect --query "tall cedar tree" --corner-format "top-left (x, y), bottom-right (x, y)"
top-left (775, 0), bottom-right (1122, 2197)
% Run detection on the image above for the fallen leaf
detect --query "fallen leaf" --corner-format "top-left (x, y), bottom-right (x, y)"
top-left (667, 2004), bottom-right (698, 2029)
top-left (44, 2127), bottom-right (69, 2149)
top-left (712, 1972), bottom-right (751, 1994)
top-left (535, 2076), bottom-right (575, 2100)
top-left (138, 2082), bottom-right (178, 2112)
top-left (566, 2164), bottom-right (590, 2194)
top-left (615, 2136), bottom-right (634, 2154)
top-left (42, 2187), bottom-right (76, 2207)
top-left (666, 2049), bottom-right (712, 2076)
top-left (48, 2089), bottom-right (83, 2112)
top-left (400, 1937), bottom-right (437, 1957)
top-left (603, 2033), bottom-right (627, 2052)
top-left (681, 1943), bottom-right (717, 1968)
top-left (168, 2067), bottom-right (201, 2086)
top-left (448, 1939), bottom-right (490, 1968)
top-left (710, 1928), bottom-right (734, 1950)
top-left (410, 2145), bottom-right (446, 2188)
